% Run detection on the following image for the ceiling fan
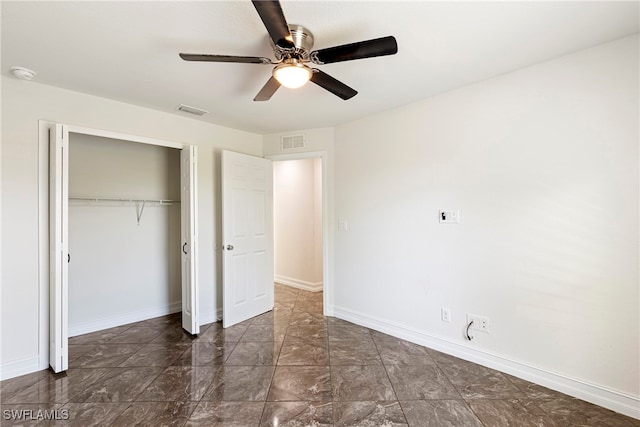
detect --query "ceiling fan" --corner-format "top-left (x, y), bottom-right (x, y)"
top-left (179, 0), bottom-right (398, 101)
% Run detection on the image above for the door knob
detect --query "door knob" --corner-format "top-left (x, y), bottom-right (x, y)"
top-left (226, 244), bottom-right (234, 251)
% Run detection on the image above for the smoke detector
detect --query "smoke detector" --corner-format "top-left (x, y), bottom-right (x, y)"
top-left (10, 66), bottom-right (36, 81)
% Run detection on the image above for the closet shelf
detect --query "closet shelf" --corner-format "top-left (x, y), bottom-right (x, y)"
top-left (69, 197), bottom-right (180, 225)
top-left (69, 197), bottom-right (180, 204)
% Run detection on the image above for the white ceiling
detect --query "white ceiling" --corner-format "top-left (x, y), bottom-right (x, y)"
top-left (2, 1), bottom-right (638, 134)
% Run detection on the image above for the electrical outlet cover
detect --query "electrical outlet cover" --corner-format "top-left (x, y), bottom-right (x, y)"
top-left (467, 314), bottom-right (490, 332)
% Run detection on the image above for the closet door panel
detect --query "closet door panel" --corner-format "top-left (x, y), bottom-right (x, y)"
top-left (49, 123), bottom-right (69, 373)
top-left (181, 145), bottom-right (199, 335)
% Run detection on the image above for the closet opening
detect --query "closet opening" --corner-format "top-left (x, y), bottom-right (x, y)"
top-left (67, 134), bottom-right (182, 338)
top-left (45, 122), bottom-right (199, 373)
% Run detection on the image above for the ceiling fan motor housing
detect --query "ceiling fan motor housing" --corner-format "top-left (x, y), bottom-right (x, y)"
top-left (272, 25), bottom-right (314, 61)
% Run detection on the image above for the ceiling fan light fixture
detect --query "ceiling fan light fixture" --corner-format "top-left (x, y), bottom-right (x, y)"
top-left (273, 62), bottom-right (312, 89)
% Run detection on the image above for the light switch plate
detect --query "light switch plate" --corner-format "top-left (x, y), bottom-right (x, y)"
top-left (439, 209), bottom-right (460, 224)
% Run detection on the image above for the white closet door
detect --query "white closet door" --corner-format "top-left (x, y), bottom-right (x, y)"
top-left (221, 150), bottom-right (274, 328)
top-left (49, 123), bottom-right (69, 373)
top-left (181, 145), bottom-right (199, 335)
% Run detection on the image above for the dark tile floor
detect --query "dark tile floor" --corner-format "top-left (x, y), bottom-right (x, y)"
top-left (1, 284), bottom-right (638, 426)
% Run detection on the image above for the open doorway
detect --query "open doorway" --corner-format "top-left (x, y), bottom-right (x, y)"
top-left (273, 158), bottom-right (323, 294)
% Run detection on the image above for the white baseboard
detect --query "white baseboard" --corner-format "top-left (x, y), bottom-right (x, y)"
top-left (332, 305), bottom-right (640, 420)
top-left (275, 275), bottom-right (323, 292)
top-left (68, 302), bottom-right (182, 337)
top-left (0, 356), bottom-right (41, 381)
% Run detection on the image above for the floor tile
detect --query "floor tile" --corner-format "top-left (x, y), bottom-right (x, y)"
top-left (400, 400), bottom-right (483, 427)
top-left (294, 300), bottom-right (324, 314)
top-left (68, 345), bottom-right (96, 362)
top-left (110, 401), bottom-right (197, 427)
top-left (504, 374), bottom-right (569, 400)
top-left (185, 401), bottom-right (264, 427)
top-left (385, 365), bottom-right (460, 400)
top-left (3, 368), bottom-right (110, 404)
top-left (69, 344), bottom-right (144, 368)
top-left (289, 311), bottom-right (325, 326)
top-left (374, 337), bottom-right (436, 366)
top-left (251, 311), bottom-right (291, 328)
top-left (196, 321), bottom-right (249, 344)
top-left (225, 341), bottom-right (281, 365)
top-left (68, 326), bottom-right (131, 345)
top-left (329, 339), bottom-right (382, 366)
top-left (278, 338), bottom-right (330, 366)
top-left (70, 367), bottom-right (163, 403)
top-left (171, 342), bottom-right (235, 366)
top-left (202, 365), bottom-right (274, 401)
top-left (240, 324), bottom-right (287, 343)
top-left (286, 323), bottom-right (328, 341)
top-left (328, 324), bottom-right (372, 342)
top-left (41, 402), bottom-right (130, 426)
top-left (149, 328), bottom-right (198, 345)
top-left (135, 313), bottom-right (182, 330)
top-left (136, 366), bottom-right (217, 402)
top-left (333, 401), bottom-right (407, 426)
top-left (106, 326), bottom-right (163, 344)
top-left (268, 366), bottom-right (332, 402)
top-left (536, 396), bottom-right (640, 426)
top-left (431, 352), bottom-right (525, 399)
top-left (331, 366), bottom-right (395, 401)
top-left (119, 343), bottom-right (190, 367)
top-left (260, 401), bottom-right (333, 426)
top-left (467, 399), bottom-right (562, 427)
top-left (0, 371), bottom-right (50, 403)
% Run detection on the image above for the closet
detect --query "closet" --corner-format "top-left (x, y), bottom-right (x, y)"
top-left (67, 133), bottom-right (181, 336)
top-left (48, 123), bottom-right (198, 373)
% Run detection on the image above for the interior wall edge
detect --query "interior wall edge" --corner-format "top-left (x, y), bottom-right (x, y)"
top-left (331, 305), bottom-right (640, 420)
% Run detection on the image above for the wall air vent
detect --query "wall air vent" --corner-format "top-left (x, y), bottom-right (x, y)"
top-left (281, 134), bottom-right (305, 151)
top-left (177, 104), bottom-right (209, 116)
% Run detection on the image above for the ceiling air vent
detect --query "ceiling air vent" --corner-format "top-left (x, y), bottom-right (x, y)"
top-left (177, 104), bottom-right (209, 116)
top-left (281, 134), bottom-right (305, 151)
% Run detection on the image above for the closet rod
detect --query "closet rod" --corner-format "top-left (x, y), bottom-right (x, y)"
top-left (69, 197), bottom-right (180, 204)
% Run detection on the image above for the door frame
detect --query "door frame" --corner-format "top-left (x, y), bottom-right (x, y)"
top-left (266, 151), bottom-right (331, 316)
top-left (38, 121), bottom-right (198, 370)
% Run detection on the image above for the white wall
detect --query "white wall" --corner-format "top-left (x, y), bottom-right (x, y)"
top-left (333, 35), bottom-right (639, 414)
top-left (273, 158), bottom-right (323, 291)
top-left (0, 76), bottom-right (262, 379)
top-left (68, 134), bottom-right (181, 334)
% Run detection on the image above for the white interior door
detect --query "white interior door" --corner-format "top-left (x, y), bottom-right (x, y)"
top-left (181, 145), bottom-right (199, 335)
top-left (222, 150), bottom-right (274, 328)
top-left (49, 123), bottom-right (69, 373)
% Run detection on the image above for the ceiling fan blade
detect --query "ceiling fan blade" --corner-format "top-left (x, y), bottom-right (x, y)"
top-left (251, 0), bottom-right (294, 49)
top-left (310, 69), bottom-right (357, 100)
top-left (310, 36), bottom-right (398, 64)
top-left (254, 76), bottom-right (281, 101)
top-left (179, 53), bottom-right (273, 64)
